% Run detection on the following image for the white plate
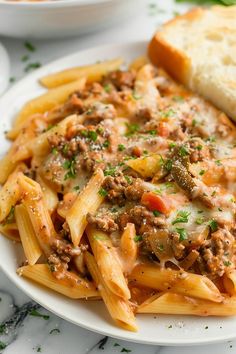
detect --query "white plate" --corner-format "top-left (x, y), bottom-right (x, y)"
top-left (0, 41), bottom-right (236, 346)
top-left (0, 42), bottom-right (10, 96)
top-left (0, 0), bottom-right (141, 39)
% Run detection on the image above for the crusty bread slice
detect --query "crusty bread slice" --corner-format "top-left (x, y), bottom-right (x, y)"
top-left (148, 6), bottom-right (236, 121)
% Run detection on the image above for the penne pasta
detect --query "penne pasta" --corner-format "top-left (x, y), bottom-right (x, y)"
top-left (84, 252), bottom-right (137, 332)
top-left (40, 58), bottom-right (123, 88)
top-left (126, 154), bottom-right (163, 179)
top-left (120, 223), bottom-right (138, 273)
top-left (36, 174), bottom-right (58, 214)
top-left (66, 169), bottom-right (104, 246)
top-left (9, 78), bottom-right (86, 139)
top-left (0, 223), bottom-right (20, 243)
top-left (223, 270), bottom-right (236, 296)
top-left (15, 204), bottom-right (42, 265)
top-left (18, 264), bottom-right (98, 299)
top-left (0, 164), bottom-right (26, 221)
top-left (18, 174), bottom-right (57, 256)
top-left (129, 56), bottom-right (149, 72)
top-left (86, 225), bottom-right (130, 300)
top-left (137, 292), bottom-right (236, 316)
top-left (130, 264), bottom-right (223, 303)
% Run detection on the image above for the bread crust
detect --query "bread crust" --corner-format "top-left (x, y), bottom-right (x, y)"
top-left (148, 8), bottom-right (204, 85)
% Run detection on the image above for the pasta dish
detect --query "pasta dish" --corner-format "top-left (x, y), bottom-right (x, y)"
top-left (1, 56), bottom-right (236, 332)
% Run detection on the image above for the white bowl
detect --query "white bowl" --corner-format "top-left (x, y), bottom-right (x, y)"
top-left (1, 41), bottom-right (236, 346)
top-left (0, 0), bottom-right (140, 39)
top-left (0, 42), bottom-right (10, 95)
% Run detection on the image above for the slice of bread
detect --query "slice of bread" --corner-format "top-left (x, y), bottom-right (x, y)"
top-left (148, 6), bottom-right (236, 121)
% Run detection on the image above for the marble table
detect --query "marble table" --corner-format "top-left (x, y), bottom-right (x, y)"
top-left (1, 0), bottom-right (236, 353)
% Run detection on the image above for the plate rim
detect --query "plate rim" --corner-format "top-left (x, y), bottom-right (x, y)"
top-left (1, 40), bottom-right (236, 346)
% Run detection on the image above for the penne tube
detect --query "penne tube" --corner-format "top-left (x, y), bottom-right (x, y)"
top-left (86, 225), bottom-right (130, 300)
top-left (66, 169), bottom-right (104, 247)
top-left (40, 58), bottom-right (123, 88)
top-left (125, 154), bottom-right (163, 179)
top-left (137, 292), bottom-right (236, 316)
top-left (84, 252), bottom-right (137, 332)
top-left (57, 192), bottom-right (77, 219)
top-left (223, 270), bottom-right (236, 296)
top-left (19, 175), bottom-right (57, 256)
top-left (9, 78), bottom-right (86, 139)
top-left (120, 223), bottom-right (138, 273)
top-left (129, 56), bottom-right (149, 72)
top-left (15, 204), bottom-right (42, 265)
top-left (130, 264), bottom-right (223, 303)
top-left (36, 175), bottom-right (58, 214)
top-left (0, 164), bottom-right (27, 221)
top-left (17, 264), bottom-right (98, 299)
top-left (0, 223), bottom-right (20, 243)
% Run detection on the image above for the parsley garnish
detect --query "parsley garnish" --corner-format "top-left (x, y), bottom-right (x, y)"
top-left (179, 145), bottom-right (189, 156)
top-left (215, 160), bottom-right (222, 166)
top-left (0, 342), bottom-right (6, 350)
top-left (103, 84), bottom-right (111, 93)
top-left (50, 328), bottom-right (60, 334)
top-left (195, 217), bottom-right (204, 225)
top-left (172, 95), bottom-right (184, 102)
top-left (29, 309), bottom-right (49, 320)
top-left (87, 130), bottom-right (97, 142)
top-left (176, 228), bottom-right (187, 241)
top-left (162, 109), bottom-right (175, 118)
top-left (104, 167), bottom-right (117, 176)
top-left (2, 206), bottom-right (15, 225)
top-left (98, 188), bottom-right (108, 197)
top-left (118, 144), bottom-right (125, 151)
top-left (24, 62), bottom-right (41, 73)
top-left (73, 185), bottom-right (80, 192)
top-left (172, 210), bottom-right (190, 225)
top-left (208, 219), bottom-right (218, 232)
top-left (24, 41), bottom-right (36, 52)
top-left (196, 145), bottom-right (203, 151)
top-left (121, 348), bottom-right (132, 353)
top-left (132, 91), bottom-right (142, 100)
top-left (103, 140), bottom-right (110, 148)
top-left (134, 235), bottom-right (142, 242)
top-left (224, 261), bottom-right (231, 267)
top-left (124, 175), bottom-right (132, 184)
top-left (52, 147), bottom-right (58, 155)
top-left (199, 169), bottom-right (205, 176)
top-left (125, 123), bottom-right (140, 136)
top-left (148, 130), bottom-right (157, 135)
top-left (0, 324), bottom-right (6, 335)
top-left (63, 157), bottom-right (76, 180)
top-left (21, 54), bottom-right (29, 62)
top-left (169, 142), bottom-right (176, 149)
top-left (153, 210), bottom-right (161, 217)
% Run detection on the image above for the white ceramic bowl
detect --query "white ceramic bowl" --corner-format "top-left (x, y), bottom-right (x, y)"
top-left (0, 0), bottom-right (141, 39)
top-left (0, 42), bottom-right (10, 95)
top-left (1, 41), bottom-right (236, 346)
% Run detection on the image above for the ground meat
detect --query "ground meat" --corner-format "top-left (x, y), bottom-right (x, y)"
top-left (76, 82), bottom-right (104, 100)
top-left (198, 229), bottom-right (234, 277)
top-left (103, 174), bottom-right (129, 205)
top-left (124, 178), bottom-right (144, 201)
top-left (87, 212), bottom-right (118, 232)
top-left (106, 70), bottom-right (135, 90)
top-left (170, 233), bottom-right (185, 259)
top-left (188, 139), bottom-right (210, 163)
top-left (84, 103), bottom-right (116, 124)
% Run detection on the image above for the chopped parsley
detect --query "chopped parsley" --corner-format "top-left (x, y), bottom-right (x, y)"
top-left (134, 235), bottom-right (143, 242)
top-left (2, 206), bottom-right (15, 225)
top-left (9, 77), bottom-right (16, 83)
top-left (169, 142), bottom-right (176, 149)
top-left (49, 328), bottom-right (61, 334)
top-left (162, 108), bottom-right (175, 118)
top-left (104, 166), bottom-right (117, 176)
top-left (52, 147), bottom-right (58, 155)
top-left (21, 54), bottom-right (29, 62)
top-left (24, 62), bottom-right (41, 73)
top-left (195, 217), bottom-right (204, 225)
top-left (103, 140), bottom-right (110, 148)
top-left (153, 210), bottom-right (161, 217)
top-left (215, 160), bottom-right (222, 166)
top-left (148, 129), bottom-right (157, 135)
top-left (196, 145), bottom-right (203, 151)
top-left (63, 157), bottom-right (76, 180)
top-left (121, 348), bottom-right (132, 353)
top-left (208, 219), bottom-right (218, 232)
top-left (124, 175), bottom-right (132, 184)
top-left (98, 187), bottom-right (108, 197)
top-left (29, 309), bottom-right (50, 320)
top-left (125, 123), bottom-right (140, 136)
top-left (103, 84), bottom-right (111, 93)
top-left (158, 244), bottom-right (164, 252)
top-left (199, 169), bottom-right (205, 176)
top-left (172, 95), bottom-right (184, 102)
top-left (176, 228), bottom-right (187, 241)
top-left (164, 158), bottom-right (173, 172)
top-left (0, 341), bottom-right (6, 350)
top-left (172, 210), bottom-right (190, 225)
top-left (87, 130), bottom-right (97, 142)
top-left (118, 144), bottom-right (125, 151)
top-left (73, 185), bottom-right (80, 192)
top-left (24, 41), bottom-right (36, 52)
top-left (132, 91), bottom-right (142, 100)
top-left (114, 343), bottom-right (120, 347)
top-left (0, 324), bottom-right (6, 334)
top-left (224, 261), bottom-right (231, 267)
top-left (179, 145), bottom-right (189, 156)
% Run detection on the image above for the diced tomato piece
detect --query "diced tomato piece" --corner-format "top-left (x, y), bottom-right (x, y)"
top-left (141, 191), bottom-right (171, 215)
top-left (158, 122), bottom-right (169, 138)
